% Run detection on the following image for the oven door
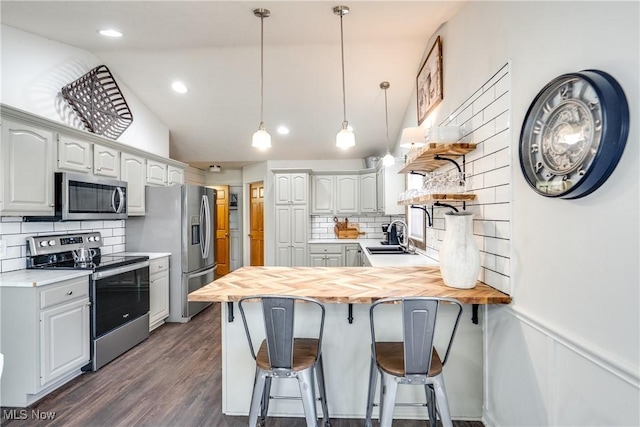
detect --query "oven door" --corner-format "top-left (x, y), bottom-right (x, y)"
top-left (91, 262), bottom-right (150, 338)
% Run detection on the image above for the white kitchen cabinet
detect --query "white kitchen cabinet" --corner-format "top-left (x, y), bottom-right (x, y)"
top-left (359, 172), bottom-right (377, 213)
top-left (149, 256), bottom-right (170, 331)
top-left (0, 118), bottom-right (55, 216)
top-left (121, 152), bottom-right (146, 216)
top-left (311, 175), bottom-right (334, 214)
top-left (336, 175), bottom-right (359, 214)
top-left (308, 244), bottom-right (343, 267)
top-left (93, 144), bottom-right (120, 178)
top-left (343, 244), bottom-right (362, 267)
top-left (377, 162), bottom-right (405, 215)
top-left (0, 276), bottom-right (90, 407)
top-left (275, 173), bottom-right (308, 204)
top-left (275, 205), bottom-right (308, 267)
top-left (57, 135), bottom-right (92, 173)
top-left (167, 166), bottom-right (184, 186)
top-left (146, 159), bottom-right (167, 186)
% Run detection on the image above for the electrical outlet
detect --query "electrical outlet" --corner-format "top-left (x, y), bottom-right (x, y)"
top-left (0, 240), bottom-right (7, 258)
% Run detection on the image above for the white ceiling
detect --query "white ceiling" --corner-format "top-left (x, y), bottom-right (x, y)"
top-left (1, 1), bottom-right (464, 170)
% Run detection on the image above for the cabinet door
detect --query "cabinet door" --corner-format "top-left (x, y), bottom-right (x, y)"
top-left (308, 254), bottom-right (326, 267)
top-left (376, 168), bottom-right (385, 213)
top-left (0, 119), bottom-right (55, 215)
top-left (344, 245), bottom-right (361, 267)
top-left (40, 299), bottom-right (90, 386)
top-left (146, 160), bottom-right (167, 186)
top-left (360, 173), bottom-right (377, 213)
top-left (325, 254), bottom-right (343, 267)
top-left (291, 205), bottom-right (308, 246)
top-left (167, 166), bottom-right (184, 186)
top-left (57, 135), bottom-right (92, 173)
top-left (275, 246), bottom-right (292, 267)
top-left (290, 173), bottom-right (308, 204)
top-left (121, 153), bottom-right (146, 215)
top-left (336, 175), bottom-right (359, 214)
top-left (93, 144), bottom-right (120, 178)
top-left (311, 175), bottom-right (334, 214)
top-left (291, 246), bottom-right (307, 267)
top-left (149, 271), bottom-right (169, 330)
top-left (274, 174), bottom-right (291, 204)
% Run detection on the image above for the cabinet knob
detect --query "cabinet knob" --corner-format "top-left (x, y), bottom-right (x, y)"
top-left (87, 166), bottom-right (91, 169)
top-left (86, 302), bottom-right (92, 307)
top-left (97, 167), bottom-right (102, 171)
top-left (50, 204), bottom-right (55, 207)
top-left (66, 290), bottom-right (73, 295)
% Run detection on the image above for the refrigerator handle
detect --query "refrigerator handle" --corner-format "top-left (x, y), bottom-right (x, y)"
top-left (201, 195), bottom-right (212, 259)
top-left (199, 195), bottom-right (206, 259)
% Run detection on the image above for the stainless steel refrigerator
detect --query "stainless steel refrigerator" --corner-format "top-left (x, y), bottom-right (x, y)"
top-left (126, 185), bottom-right (216, 322)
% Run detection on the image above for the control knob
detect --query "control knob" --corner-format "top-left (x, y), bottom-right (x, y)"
top-left (48, 240), bottom-right (56, 246)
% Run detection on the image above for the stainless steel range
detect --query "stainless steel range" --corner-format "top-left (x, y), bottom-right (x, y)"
top-left (27, 232), bottom-right (150, 371)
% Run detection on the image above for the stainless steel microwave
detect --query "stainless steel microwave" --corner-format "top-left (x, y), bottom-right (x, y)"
top-left (26, 172), bottom-right (127, 221)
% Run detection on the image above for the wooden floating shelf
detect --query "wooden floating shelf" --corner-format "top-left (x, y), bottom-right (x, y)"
top-left (399, 143), bottom-right (477, 174)
top-left (397, 193), bottom-right (477, 205)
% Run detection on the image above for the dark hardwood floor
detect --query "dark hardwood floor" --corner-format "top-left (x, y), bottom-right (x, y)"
top-left (1, 303), bottom-right (483, 427)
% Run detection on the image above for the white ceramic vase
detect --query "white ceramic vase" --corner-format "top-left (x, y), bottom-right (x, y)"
top-left (439, 211), bottom-right (480, 289)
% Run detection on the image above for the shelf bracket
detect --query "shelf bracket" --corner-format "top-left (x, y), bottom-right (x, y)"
top-left (409, 171), bottom-right (426, 177)
top-left (227, 302), bottom-right (234, 322)
top-left (410, 205), bottom-right (432, 227)
top-left (433, 201), bottom-right (459, 213)
top-left (472, 304), bottom-right (479, 324)
top-left (348, 303), bottom-right (354, 324)
top-left (434, 154), bottom-right (462, 173)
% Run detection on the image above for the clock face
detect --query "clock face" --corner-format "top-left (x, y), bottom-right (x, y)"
top-left (519, 70), bottom-right (629, 199)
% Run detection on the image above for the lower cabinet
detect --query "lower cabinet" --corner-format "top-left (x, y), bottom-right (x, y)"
top-left (0, 277), bottom-right (90, 407)
top-left (343, 244), bottom-right (362, 267)
top-left (308, 244), bottom-right (343, 267)
top-left (149, 256), bottom-right (170, 331)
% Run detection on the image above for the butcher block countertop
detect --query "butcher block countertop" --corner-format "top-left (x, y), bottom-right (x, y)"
top-left (188, 266), bottom-right (511, 305)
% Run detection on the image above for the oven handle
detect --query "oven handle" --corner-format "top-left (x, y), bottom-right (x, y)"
top-left (92, 261), bottom-right (150, 280)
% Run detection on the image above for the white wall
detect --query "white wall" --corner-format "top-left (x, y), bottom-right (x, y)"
top-left (411, 2), bottom-right (639, 425)
top-left (0, 25), bottom-right (169, 157)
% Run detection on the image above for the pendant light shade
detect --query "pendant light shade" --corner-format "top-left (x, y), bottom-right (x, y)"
top-left (400, 126), bottom-right (426, 148)
top-left (334, 6), bottom-right (355, 149)
top-left (380, 81), bottom-right (395, 166)
top-left (252, 9), bottom-right (271, 150)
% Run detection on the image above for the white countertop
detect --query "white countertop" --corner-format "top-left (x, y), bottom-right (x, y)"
top-left (308, 238), bottom-right (438, 268)
top-left (0, 269), bottom-right (91, 288)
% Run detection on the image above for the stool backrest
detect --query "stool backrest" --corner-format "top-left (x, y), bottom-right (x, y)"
top-left (370, 297), bottom-right (463, 376)
top-left (239, 295), bottom-right (325, 370)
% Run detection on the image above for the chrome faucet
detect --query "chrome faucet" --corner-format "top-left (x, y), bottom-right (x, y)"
top-left (389, 220), bottom-right (413, 253)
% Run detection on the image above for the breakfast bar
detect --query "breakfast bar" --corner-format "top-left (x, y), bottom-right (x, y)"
top-left (189, 266), bottom-right (510, 420)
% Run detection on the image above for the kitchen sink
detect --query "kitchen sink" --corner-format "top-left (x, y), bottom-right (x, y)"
top-left (366, 246), bottom-right (415, 255)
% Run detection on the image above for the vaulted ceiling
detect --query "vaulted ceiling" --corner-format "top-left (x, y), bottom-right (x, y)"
top-left (1, 1), bottom-right (464, 169)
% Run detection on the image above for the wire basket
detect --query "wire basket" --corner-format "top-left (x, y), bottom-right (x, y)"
top-left (61, 65), bottom-right (133, 140)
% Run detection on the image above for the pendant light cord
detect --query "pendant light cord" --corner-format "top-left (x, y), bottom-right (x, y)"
top-left (384, 86), bottom-right (389, 148)
top-left (340, 13), bottom-right (347, 126)
top-left (259, 14), bottom-right (265, 127)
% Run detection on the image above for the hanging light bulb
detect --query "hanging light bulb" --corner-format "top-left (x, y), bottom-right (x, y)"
top-left (334, 6), bottom-right (355, 149)
top-left (380, 81), bottom-right (395, 166)
top-left (252, 9), bottom-right (271, 150)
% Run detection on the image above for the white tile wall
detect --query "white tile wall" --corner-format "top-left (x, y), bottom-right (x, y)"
top-left (422, 63), bottom-right (512, 294)
top-left (0, 217), bottom-right (126, 273)
top-left (311, 214), bottom-right (405, 240)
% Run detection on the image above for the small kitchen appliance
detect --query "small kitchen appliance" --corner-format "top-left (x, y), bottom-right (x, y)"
top-left (27, 232), bottom-right (150, 371)
top-left (381, 223), bottom-right (400, 245)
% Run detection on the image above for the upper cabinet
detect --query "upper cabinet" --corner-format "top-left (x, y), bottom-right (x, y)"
top-left (93, 144), bottom-right (120, 178)
top-left (0, 118), bottom-right (55, 215)
top-left (311, 173), bottom-right (368, 215)
top-left (57, 135), bottom-right (92, 173)
top-left (335, 175), bottom-right (359, 214)
top-left (377, 162), bottom-right (405, 215)
top-left (275, 173), bottom-right (308, 205)
top-left (146, 159), bottom-right (167, 186)
top-left (311, 175), bottom-right (334, 214)
top-left (167, 166), bottom-right (184, 186)
top-left (359, 172), bottom-right (377, 213)
top-left (121, 152), bottom-right (146, 216)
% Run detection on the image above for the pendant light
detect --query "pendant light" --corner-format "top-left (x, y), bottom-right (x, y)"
top-left (334, 5), bottom-right (355, 149)
top-left (380, 81), bottom-right (395, 166)
top-left (251, 9), bottom-right (271, 150)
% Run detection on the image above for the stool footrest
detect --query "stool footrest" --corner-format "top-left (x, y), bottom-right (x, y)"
top-left (269, 395), bottom-right (324, 402)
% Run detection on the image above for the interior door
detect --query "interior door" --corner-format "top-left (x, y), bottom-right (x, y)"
top-left (213, 185), bottom-right (230, 276)
top-left (249, 182), bottom-right (264, 266)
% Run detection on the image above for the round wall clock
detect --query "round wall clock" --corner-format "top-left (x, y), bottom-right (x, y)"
top-left (519, 69), bottom-right (629, 199)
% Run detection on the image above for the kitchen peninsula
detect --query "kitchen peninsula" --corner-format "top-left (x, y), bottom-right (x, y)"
top-left (189, 264), bottom-right (509, 420)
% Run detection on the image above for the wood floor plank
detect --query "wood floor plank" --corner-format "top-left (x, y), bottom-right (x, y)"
top-left (1, 304), bottom-right (484, 427)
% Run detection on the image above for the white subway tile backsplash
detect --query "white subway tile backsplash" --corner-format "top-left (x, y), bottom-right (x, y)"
top-left (310, 214), bottom-right (404, 239)
top-left (21, 222), bottom-right (54, 233)
top-left (495, 221), bottom-right (510, 239)
top-left (484, 237), bottom-right (510, 258)
top-left (0, 222), bottom-right (21, 234)
top-left (473, 154), bottom-right (497, 175)
top-left (1, 216), bottom-right (22, 222)
top-left (484, 203), bottom-right (510, 221)
top-left (472, 120), bottom-right (497, 143)
top-left (81, 221), bottom-right (104, 230)
top-left (482, 252), bottom-right (496, 270)
top-left (484, 166), bottom-right (510, 188)
top-left (495, 147), bottom-right (510, 168)
top-left (484, 131), bottom-right (510, 155)
top-left (483, 64), bottom-right (509, 93)
top-left (495, 110), bottom-right (510, 133)
top-left (495, 184), bottom-right (511, 203)
top-left (473, 87), bottom-right (495, 115)
top-left (483, 92), bottom-right (509, 122)
top-left (53, 222), bottom-right (82, 231)
top-left (474, 187), bottom-right (496, 205)
top-left (1, 257), bottom-right (26, 272)
top-left (495, 256), bottom-right (510, 276)
top-left (484, 270), bottom-right (510, 294)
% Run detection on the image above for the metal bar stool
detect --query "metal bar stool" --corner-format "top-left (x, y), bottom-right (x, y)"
top-left (239, 295), bottom-right (330, 427)
top-left (365, 297), bottom-right (463, 427)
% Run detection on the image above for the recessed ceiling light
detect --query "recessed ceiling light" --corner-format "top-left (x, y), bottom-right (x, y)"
top-left (277, 126), bottom-right (290, 135)
top-left (98, 29), bottom-right (123, 38)
top-left (171, 81), bottom-right (188, 94)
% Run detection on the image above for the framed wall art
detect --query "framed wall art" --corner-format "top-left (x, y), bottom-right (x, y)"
top-left (416, 36), bottom-right (443, 125)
